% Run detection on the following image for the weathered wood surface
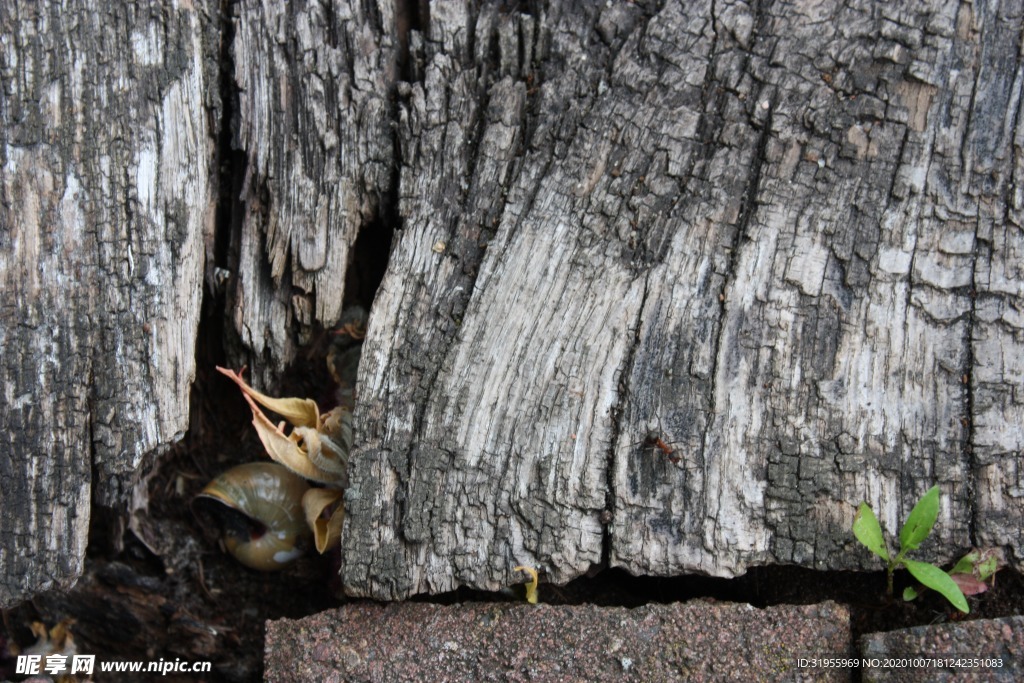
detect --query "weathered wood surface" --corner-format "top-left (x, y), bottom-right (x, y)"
top-left (0, 1), bottom-right (216, 606)
top-left (335, 0), bottom-right (1024, 598)
top-left (229, 0), bottom-right (397, 388)
top-left (3, 0), bottom-right (1022, 609)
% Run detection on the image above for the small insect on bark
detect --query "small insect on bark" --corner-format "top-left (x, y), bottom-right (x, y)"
top-left (645, 431), bottom-right (681, 465)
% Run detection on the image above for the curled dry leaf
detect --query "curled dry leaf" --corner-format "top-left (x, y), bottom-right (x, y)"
top-left (303, 488), bottom-right (345, 553)
top-left (217, 366), bottom-right (320, 428)
top-left (215, 366), bottom-right (347, 486)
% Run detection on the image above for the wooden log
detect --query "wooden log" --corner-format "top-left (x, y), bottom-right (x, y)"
top-left (0, 0), bottom-right (216, 606)
top-left (336, 0), bottom-right (1024, 598)
top-left (3, 0), bottom-right (1022, 609)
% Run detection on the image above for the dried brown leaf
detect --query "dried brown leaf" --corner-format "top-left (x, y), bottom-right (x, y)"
top-left (216, 366), bottom-right (320, 428)
top-left (245, 393), bottom-right (339, 484)
top-left (951, 573), bottom-right (990, 596)
top-left (303, 488), bottom-right (345, 553)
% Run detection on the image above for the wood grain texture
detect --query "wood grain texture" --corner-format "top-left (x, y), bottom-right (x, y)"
top-left (230, 0), bottom-right (397, 387)
top-left (339, 0), bottom-right (1024, 598)
top-left (3, 0), bottom-right (1021, 608)
top-left (0, 0), bottom-right (215, 606)
top-left (956, 0), bottom-right (1024, 571)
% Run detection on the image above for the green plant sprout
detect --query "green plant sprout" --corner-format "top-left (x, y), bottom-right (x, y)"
top-left (904, 548), bottom-right (1002, 602)
top-left (852, 485), bottom-right (969, 613)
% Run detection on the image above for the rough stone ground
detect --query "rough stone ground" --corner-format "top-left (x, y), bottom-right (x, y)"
top-left (265, 602), bottom-right (1024, 682)
top-left (860, 616), bottom-right (1024, 682)
top-left (264, 601), bottom-right (851, 682)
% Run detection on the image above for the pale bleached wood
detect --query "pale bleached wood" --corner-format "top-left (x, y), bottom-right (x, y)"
top-left (5, 0), bottom-right (1020, 609)
top-left (340, 0), bottom-right (1024, 598)
top-left (229, 0), bottom-right (398, 388)
top-left (0, 0), bottom-right (215, 607)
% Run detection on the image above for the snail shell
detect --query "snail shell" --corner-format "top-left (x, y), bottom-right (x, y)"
top-left (194, 462), bottom-right (312, 571)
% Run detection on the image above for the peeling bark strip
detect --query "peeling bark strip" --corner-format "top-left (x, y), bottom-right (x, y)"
top-left (332, 0), bottom-right (1024, 599)
top-left (0, 1), bottom-right (215, 606)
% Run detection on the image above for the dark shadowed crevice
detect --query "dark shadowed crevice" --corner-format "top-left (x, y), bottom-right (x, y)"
top-left (884, 128), bottom-right (911, 206)
top-left (344, 214), bottom-right (394, 311)
top-left (964, 226), bottom-right (981, 545)
top-left (86, 403), bottom-right (123, 560)
top-left (421, 564), bottom-right (1024, 646)
top-left (396, 0), bottom-right (429, 83)
top-left (211, 1), bottom-right (245, 296)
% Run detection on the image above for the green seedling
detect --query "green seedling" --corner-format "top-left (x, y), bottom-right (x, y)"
top-left (904, 548), bottom-right (1002, 602)
top-left (853, 485), bottom-right (969, 613)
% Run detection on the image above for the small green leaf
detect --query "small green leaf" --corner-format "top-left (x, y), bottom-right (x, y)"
top-left (977, 556), bottom-right (998, 581)
top-left (903, 585), bottom-right (919, 601)
top-left (904, 559), bottom-right (969, 613)
top-left (853, 502), bottom-right (889, 561)
top-left (950, 551), bottom-right (979, 576)
top-left (899, 485), bottom-right (940, 552)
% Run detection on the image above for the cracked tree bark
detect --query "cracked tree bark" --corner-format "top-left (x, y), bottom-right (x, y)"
top-left (335, 0), bottom-right (1024, 598)
top-left (229, 0), bottom-right (397, 389)
top-left (2, 0), bottom-right (1022, 608)
top-left (0, 1), bottom-right (217, 607)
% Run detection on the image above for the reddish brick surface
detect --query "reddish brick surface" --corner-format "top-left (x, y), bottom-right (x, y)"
top-left (264, 600), bottom-right (852, 682)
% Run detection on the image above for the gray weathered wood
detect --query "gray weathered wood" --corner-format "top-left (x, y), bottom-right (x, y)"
top-left (229, 0), bottom-right (397, 388)
top-left (0, 1), bottom-right (215, 607)
top-left (335, 0), bottom-right (1024, 598)
top-left (4, 0), bottom-right (1021, 609)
